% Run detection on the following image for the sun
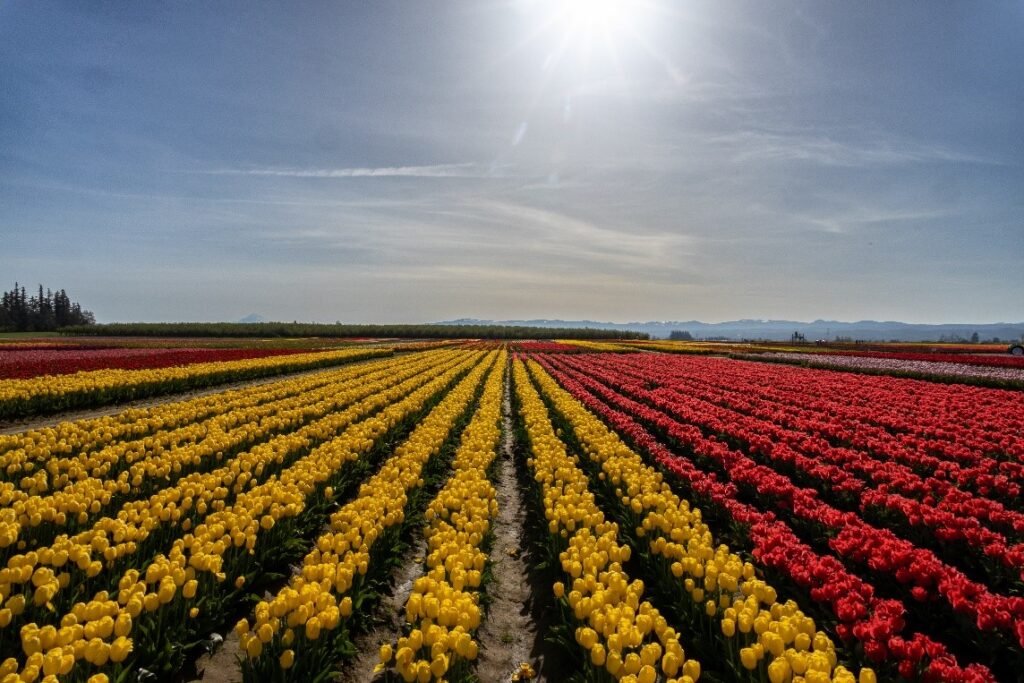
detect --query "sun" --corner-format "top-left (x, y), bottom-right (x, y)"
top-left (516, 0), bottom-right (658, 74)
top-left (554, 0), bottom-right (632, 34)
top-left (504, 0), bottom-right (673, 148)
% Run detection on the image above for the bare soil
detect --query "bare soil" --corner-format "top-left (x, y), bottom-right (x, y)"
top-left (473, 379), bottom-right (541, 683)
top-left (187, 629), bottom-right (243, 683)
top-left (336, 535), bottom-right (429, 683)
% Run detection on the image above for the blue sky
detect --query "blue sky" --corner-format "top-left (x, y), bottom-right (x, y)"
top-left (1, 1), bottom-right (1021, 324)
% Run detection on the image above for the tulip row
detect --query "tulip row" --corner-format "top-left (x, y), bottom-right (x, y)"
top-left (513, 359), bottom-right (706, 683)
top-left (562, 341), bottom-right (638, 353)
top-left (379, 351), bottom-right (507, 682)
top-left (1, 350), bottom-right (440, 569)
top-left (536, 353), bottom-right (995, 681)
top-left (563, 355), bottom-right (1024, 589)
top-left (0, 353), bottom-right (431, 555)
top-left (0, 350), bottom-right (471, 666)
top-left (580, 353), bottom-right (1024, 519)
top-left (623, 349), bottom-right (1021, 467)
top-left (565, 356), bottom-right (1024, 606)
top-left (673, 388), bottom-right (1024, 586)
top-left (523, 358), bottom-right (872, 683)
top-left (692, 380), bottom-right (1024, 520)
top-left (561, 352), bottom-right (1024, 610)
top-left (614, 341), bottom-right (741, 356)
top-left (0, 347), bottom-right (391, 420)
top-left (643, 358), bottom-right (1023, 499)
top-left (0, 347), bottom-right (311, 381)
top-left (238, 351), bottom-right (499, 682)
top-left (824, 350), bottom-right (1024, 370)
top-left (392, 340), bottom-right (462, 353)
top-left (6, 350), bottom-right (485, 683)
top-left (545, 354), bottom-right (1024, 674)
top-left (0, 353), bottom-right (396, 478)
top-left (508, 341), bottom-right (583, 354)
top-left (748, 352), bottom-right (1024, 387)
top-left (658, 355), bottom-right (1024, 464)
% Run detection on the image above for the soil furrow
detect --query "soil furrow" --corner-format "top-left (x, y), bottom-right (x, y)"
top-left (473, 373), bottom-right (540, 683)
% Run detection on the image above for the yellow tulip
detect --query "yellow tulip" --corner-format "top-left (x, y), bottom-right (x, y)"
top-left (305, 616), bottom-right (321, 641)
top-left (109, 636), bottom-right (133, 664)
top-left (769, 657), bottom-right (792, 683)
top-left (244, 635), bottom-right (262, 659)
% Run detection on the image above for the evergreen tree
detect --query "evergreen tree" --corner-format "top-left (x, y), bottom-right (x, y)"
top-left (0, 283), bottom-right (95, 331)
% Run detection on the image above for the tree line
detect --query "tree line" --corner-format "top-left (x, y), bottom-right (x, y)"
top-left (61, 321), bottom-right (648, 340)
top-left (0, 283), bottom-right (95, 332)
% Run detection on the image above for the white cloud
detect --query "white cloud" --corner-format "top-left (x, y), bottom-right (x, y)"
top-left (708, 130), bottom-right (1003, 168)
top-left (194, 162), bottom-right (499, 179)
top-left (794, 207), bottom-right (950, 235)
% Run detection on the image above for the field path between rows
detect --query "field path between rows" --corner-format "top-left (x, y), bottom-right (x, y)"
top-left (473, 374), bottom-right (541, 682)
top-left (337, 368), bottom-right (542, 682)
top-left (188, 629), bottom-right (242, 683)
top-left (336, 534), bottom-right (430, 682)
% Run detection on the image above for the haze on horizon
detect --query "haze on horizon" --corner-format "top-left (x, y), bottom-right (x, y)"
top-left (1, 1), bottom-right (1021, 326)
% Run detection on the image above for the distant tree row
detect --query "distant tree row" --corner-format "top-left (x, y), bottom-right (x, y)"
top-left (0, 283), bottom-right (95, 332)
top-left (62, 321), bottom-right (648, 340)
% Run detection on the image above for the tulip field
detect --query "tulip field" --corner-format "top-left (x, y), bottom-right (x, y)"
top-left (0, 348), bottom-right (320, 381)
top-left (0, 345), bottom-right (1021, 683)
top-left (0, 347), bottom-right (391, 420)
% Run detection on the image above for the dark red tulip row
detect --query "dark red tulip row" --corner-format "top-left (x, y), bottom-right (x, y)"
top-left (586, 353), bottom-right (1024, 511)
top-left (543, 355), bottom-right (1024, 647)
top-left (650, 366), bottom-right (1024, 496)
top-left (533, 354), bottom-right (997, 682)
top-left (562, 355), bottom-right (1024, 590)
top-left (608, 353), bottom-right (1024, 462)
top-left (624, 352), bottom-right (1024, 448)
top-left (508, 341), bottom-right (585, 353)
top-left (0, 344), bottom-right (118, 352)
top-left (0, 347), bottom-right (310, 379)
top-left (589, 353), bottom-right (1024, 498)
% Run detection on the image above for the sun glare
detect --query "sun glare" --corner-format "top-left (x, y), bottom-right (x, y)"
top-left (517, 0), bottom-right (654, 73)
top-left (555, 0), bottom-right (631, 34)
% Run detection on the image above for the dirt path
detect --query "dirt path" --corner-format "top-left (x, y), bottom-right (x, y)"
top-left (336, 534), bottom-right (429, 683)
top-left (187, 629), bottom-right (243, 683)
top-left (0, 361), bottom-right (380, 435)
top-left (473, 376), bottom-right (540, 683)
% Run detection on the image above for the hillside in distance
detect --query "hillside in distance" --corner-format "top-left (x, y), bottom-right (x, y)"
top-left (439, 318), bottom-right (1024, 342)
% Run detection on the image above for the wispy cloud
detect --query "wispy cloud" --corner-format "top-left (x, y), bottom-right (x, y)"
top-left (245, 194), bottom-right (697, 286)
top-left (567, 74), bottom-right (768, 106)
top-left (794, 207), bottom-right (950, 235)
top-left (470, 199), bottom-right (691, 267)
top-left (192, 162), bottom-right (500, 179)
top-left (709, 130), bottom-right (1004, 167)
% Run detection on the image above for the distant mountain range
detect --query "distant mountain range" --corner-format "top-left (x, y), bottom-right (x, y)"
top-left (436, 318), bottom-right (1024, 342)
top-left (236, 313), bottom-right (267, 323)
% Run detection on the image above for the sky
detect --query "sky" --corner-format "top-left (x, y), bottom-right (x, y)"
top-left (1, 1), bottom-right (1022, 325)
